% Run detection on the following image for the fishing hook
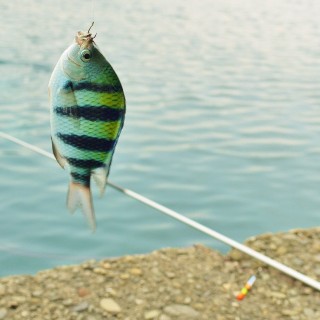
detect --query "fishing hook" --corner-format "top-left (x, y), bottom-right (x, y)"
top-left (88, 21), bottom-right (94, 34)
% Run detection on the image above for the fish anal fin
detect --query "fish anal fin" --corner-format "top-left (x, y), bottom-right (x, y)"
top-left (92, 166), bottom-right (109, 197)
top-left (67, 182), bottom-right (96, 232)
top-left (51, 138), bottom-right (67, 168)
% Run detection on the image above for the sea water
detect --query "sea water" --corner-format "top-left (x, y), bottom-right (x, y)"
top-left (0, 0), bottom-right (319, 276)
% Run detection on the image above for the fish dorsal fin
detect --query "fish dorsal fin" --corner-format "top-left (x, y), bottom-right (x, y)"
top-left (51, 137), bottom-right (67, 168)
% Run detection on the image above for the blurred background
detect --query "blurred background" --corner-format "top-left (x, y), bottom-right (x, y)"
top-left (0, 0), bottom-right (319, 276)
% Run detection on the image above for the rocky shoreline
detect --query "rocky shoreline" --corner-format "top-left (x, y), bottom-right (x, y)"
top-left (0, 227), bottom-right (319, 320)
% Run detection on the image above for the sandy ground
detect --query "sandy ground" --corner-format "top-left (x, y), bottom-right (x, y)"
top-left (0, 227), bottom-right (319, 320)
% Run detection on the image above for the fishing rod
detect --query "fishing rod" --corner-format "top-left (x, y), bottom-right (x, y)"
top-left (0, 131), bottom-right (319, 291)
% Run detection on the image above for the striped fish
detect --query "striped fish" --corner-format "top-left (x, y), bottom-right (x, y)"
top-left (49, 24), bottom-right (125, 231)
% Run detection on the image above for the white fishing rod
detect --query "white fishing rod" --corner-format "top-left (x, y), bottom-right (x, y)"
top-left (0, 131), bottom-right (319, 291)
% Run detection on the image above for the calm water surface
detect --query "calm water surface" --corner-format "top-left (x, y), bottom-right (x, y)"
top-left (0, 0), bottom-right (319, 276)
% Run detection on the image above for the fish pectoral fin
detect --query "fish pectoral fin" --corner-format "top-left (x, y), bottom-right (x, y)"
top-left (67, 182), bottom-right (96, 232)
top-left (58, 80), bottom-right (74, 95)
top-left (92, 166), bottom-right (109, 197)
top-left (57, 81), bottom-right (81, 128)
top-left (51, 138), bottom-right (67, 168)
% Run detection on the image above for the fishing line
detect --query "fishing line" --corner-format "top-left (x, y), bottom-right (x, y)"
top-left (91, 0), bottom-right (95, 25)
top-left (0, 131), bottom-right (319, 291)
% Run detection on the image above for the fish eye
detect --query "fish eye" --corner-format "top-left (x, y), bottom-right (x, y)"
top-left (80, 49), bottom-right (92, 62)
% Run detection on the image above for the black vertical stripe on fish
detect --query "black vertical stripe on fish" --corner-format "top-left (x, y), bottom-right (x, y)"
top-left (73, 82), bottom-right (123, 93)
top-left (57, 133), bottom-right (116, 152)
top-left (62, 81), bottom-right (74, 91)
top-left (54, 106), bottom-right (124, 121)
top-left (66, 157), bottom-right (105, 169)
top-left (70, 172), bottom-right (90, 186)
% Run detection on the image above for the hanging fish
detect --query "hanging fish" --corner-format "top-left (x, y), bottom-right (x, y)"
top-left (48, 23), bottom-right (126, 231)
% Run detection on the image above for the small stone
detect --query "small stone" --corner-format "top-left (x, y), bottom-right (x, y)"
top-left (144, 310), bottom-right (161, 319)
top-left (94, 276), bottom-right (105, 284)
top-left (72, 301), bottom-right (89, 312)
top-left (164, 304), bottom-right (199, 318)
top-left (129, 268), bottom-right (143, 276)
top-left (0, 285), bottom-right (5, 296)
top-left (21, 310), bottom-right (30, 318)
top-left (302, 287), bottom-right (312, 295)
top-left (303, 308), bottom-right (314, 317)
top-left (261, 273), bottom-right (270, 281)
top-left (105, 287), bottom-right (117, 296)
top-left (159, 315), bottom-right (171, 320)
top-left (193, 303), bottom-right (204, 310)
top-left (166, 272), bottom-right (175, 279)
top-left (100, 298), bottom-right (121, 314)
top-left (78, 287), bottom-right (90, 297)
top-left (268, 291), bottom-right (286, 299)
top-left (124, 256), bottom-right (134, 262)
top-left (276, 246), bottom-right (287, 255)
top-left (184, 297), bottom-right (192, 304)
top-left (32, 290), bottom-right (43, 297)
top-left (222, 283), bottom-right (231, 290)
top-left (62, 299), bottom-right (73, 306)
top-left (94, 268), bottom-right (107, 275)
top-left (229, 250), bottom-right (243, 261)
top-left (120, 273), bottom-right (130, 280)
top-left (281, 309), bottom-right (301, 316)
top-left (0, 309), bottom-right (7, 319)
top-left (135, 299), bottom-right (144, 305)
top-left (172, 281), bottom-right (181, 289)
top-left (314, 254), bottom-right (320, 262)
top-left (102, 262), bottom-right (112, 269)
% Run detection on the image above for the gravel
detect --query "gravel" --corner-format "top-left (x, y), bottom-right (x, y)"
top-left (0, 227), bottom-right (319, 319)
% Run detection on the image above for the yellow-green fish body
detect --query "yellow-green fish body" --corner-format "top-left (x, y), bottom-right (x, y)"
top-left (49, 28), bottom-right (125, 230)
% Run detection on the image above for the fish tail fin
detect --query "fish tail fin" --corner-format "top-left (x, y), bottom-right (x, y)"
top-left (92, 166), bottom-right (109, 197)
top-left (67, 182), bottom-right (96, 232)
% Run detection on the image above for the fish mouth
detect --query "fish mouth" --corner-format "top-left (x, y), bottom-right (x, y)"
top-left (75, 30), bottom-right (95, 50)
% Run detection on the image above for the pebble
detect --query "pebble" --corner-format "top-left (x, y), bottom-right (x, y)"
top-left (100, 298), bottom-right (121, 314)
top-left (21, 311), bottom-right (30, 318)
top-left (0, 309), bottom-right (7, 319)
top-left (72, 301), bottom-right (89, 312)
top-left (144, 310), bottom-right (161, 319)
top-left (130, 268), bottom-right (143, 276)
top-left (105, 287), bottom-right (117, 296)
top-left (268, 291), bottom-right (287, 299)
top-left (184, 297), bottom-right (192, 304)
top-left (165, 272), bottom-right (175, 279)
top-left (102, 262), bottom-right (112, 269)
top-left (159, 315), bottom-right (171, 320)
top-left (276, 246), bottom-right (287, 255)
top-left (303, 308), bottom-right (314, 317)
top-left (62, 299), bottom-right (73, 306)
top-left (93, 268), bottom-right (107, 275)
top-left (229, 250), bottom-right (243, 261)
top-left (135, 299), bottom-right (144, 305)
top-left (164, 304), bottom-right (199, 318)
top-left (32, 290), bottom-right (43, 297)
top-left (281, 309), bottom-right (301, 316)
top-left (77, 287), bottom-right (90, 297)
top-left (0, 285), bottom-right (5, 296)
